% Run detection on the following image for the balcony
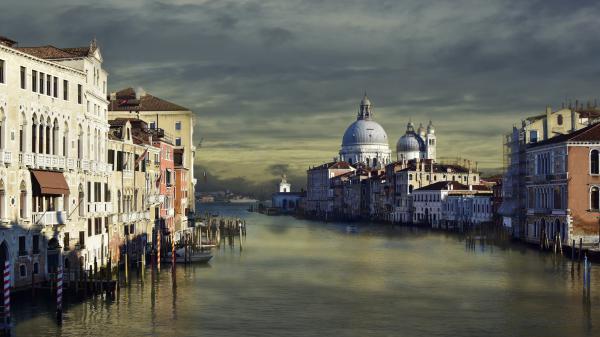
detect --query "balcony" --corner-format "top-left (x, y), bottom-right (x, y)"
top-left (19, 152), bottom-right (34, 166)
top-left (526, 207), bottom-right (552, 215)
top-left (80, 159), bottom-right (90, 171)
top-left (86, 202), bottom-right (115, 213)
top-left (118, 213), bottom-right (130, 222)
top-left (67, 158), bottom-right (76, 170)
top-left (32, 211), bottom-right (67, 226)
top-left (0, 150), bottom-right (12, 165)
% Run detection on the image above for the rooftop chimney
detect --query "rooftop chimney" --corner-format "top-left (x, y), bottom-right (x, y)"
top-left (135, 87), bottom-right (146, 99)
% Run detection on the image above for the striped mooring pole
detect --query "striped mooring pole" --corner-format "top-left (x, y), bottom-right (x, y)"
top-left (3, 260), bottom-right (10, 328)
top-left (157, 230), bottom-right (161, 271)
top-left (56, 267), bottom-right (63, 323)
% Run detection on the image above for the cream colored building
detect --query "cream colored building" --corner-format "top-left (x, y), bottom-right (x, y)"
top-left (107, 119), bottom-right (161, 265)
top-left (108, 88), bottom-right (196, 228)
top-left (0, 36), bottom-right (111, 286)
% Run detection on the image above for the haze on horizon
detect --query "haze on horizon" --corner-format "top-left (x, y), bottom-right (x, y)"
top-left (2, 0), bottom-right (600, 196)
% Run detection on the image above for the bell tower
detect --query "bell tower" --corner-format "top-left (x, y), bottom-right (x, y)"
top-left (426, 120), bottom-right (436, 161)
top-left (279, 175), bottom-right (291, 193)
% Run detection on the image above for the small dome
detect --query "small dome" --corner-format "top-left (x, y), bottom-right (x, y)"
top-left (396, 132), bottom-right (425, 153)
top-left (417, 123), bottom-right (426, 137)
top-left (342, 120), bottom-right (388, 146)
top-left (427, 120), bottom-right (435, 134)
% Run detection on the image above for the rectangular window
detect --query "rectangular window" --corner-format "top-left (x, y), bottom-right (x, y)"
top-left (77, 84), bottom-right (82, 104)
top-left (175, 137), bottom-right (181, 146)
top-left (32, 70), bottom-right (37, 92)
top-left (87, 182), bottom-right (91, 202)
top-left (53, 76), bottom-right (58, 98)
top-left (95, 218), bottom-right (102, 235)
top-left (46, 74), bottom-right (51, 96)
top-left (39, 72), bottom-right (44, 94)
top-left (0, 59), bottom-right (4, 84)
top-left (18, 236), bottom-right (26, 256)
top-left (149, 122), bottom-right (156, 129)
top-left (63, 80), bottom-right (69, 100)
top-left (175, 121), bottom-right (181, 130)
top-left (108, 149), bottom-right (115, 165)
top-left (20, 66), bottom-right (26, 89)
top-left (88, 219), bottom-right (92, 237)
top-left (63, 232), bottom-right (70, 250)
top-left (116, 151), bottom-right (123, 171)
top-left (32, 235), bottom-right (39, 254)
top-left (79, 231), bottom-right (85, 248)
top-left (530, 130), bottom-right (538, 143)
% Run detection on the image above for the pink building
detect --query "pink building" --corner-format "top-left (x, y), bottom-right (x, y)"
top-left (151, 129), bottom-right (175, 238)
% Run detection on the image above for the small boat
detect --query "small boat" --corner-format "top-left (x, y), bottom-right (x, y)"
top-left (162, 248), bottom-right (213, 264)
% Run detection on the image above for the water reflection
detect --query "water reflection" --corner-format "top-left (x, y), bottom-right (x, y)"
top-left (9, 204), bottom-right (600, 337)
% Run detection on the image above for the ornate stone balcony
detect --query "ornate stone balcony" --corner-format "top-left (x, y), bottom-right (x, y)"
top-left (0, 150), bottom-right (12, 165)
top-left (32, 211), bottom-right (67, 226)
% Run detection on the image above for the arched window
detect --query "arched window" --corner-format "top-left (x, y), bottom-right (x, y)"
top-left (78, 185), bottom-right (85, 217)
top-left (553, 186), bottom-right (561, 209)
top-left (591, 186), bottom-right (599, 210)
top-left (557, 115), bottom-right (563, 126)
top-left (19, 181), bottom-right (27, 218)
top-left (408, 185), bottom-right (414, 194)
top-left (592, 150), bottom-right (599, 174)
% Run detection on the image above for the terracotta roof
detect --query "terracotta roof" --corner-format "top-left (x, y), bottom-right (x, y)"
top-left (415, 181), bottom-right (490, 192)
top-left (109, 87), bottom-right (189, 112)
top-left (396, 161), bottom-right (470, 174)
top-left (15, 45), bottom-right (91, 60)
top-left (308, 161), bottom-right (354, 171)
top-left (529, 122), bottom-right (600, 148)
top-left (415, 181), bottom-right (468, 191)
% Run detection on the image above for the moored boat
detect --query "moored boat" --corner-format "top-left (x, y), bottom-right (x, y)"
top-left (162, 248), bottom-right (213, 264)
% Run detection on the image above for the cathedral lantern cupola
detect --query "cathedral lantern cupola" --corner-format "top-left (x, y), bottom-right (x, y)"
top-left (427, 120), bottom-right (435, 134)
top-left (357, 93), bottom-right (373, 120)
top-left (417, 123), bottom-right (426, 137)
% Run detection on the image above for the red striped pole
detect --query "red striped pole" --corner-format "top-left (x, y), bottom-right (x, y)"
top-left (157, 229), bottom-right (161, 271)
top-left (56, 266), bottom-right (63, 322)
top-left (3, 261), bottom-right (10, 326)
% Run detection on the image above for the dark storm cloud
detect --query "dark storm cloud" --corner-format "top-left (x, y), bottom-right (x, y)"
top-left (3, 0), bottom-right (600, 195)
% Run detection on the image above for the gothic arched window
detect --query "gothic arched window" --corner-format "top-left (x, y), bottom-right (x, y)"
top-left (591, 150), bottom-right (599, 174)
top-left (591, 186), bottom-right (599, 210)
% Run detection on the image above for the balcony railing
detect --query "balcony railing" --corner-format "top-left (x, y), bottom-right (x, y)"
top-left (32, 211), bottom-right (67, 226)
top-left (19, 152), bottom-right (34, 166)
top-left (67, 158), bottom-right (76, 170)
top-left (0, 150), bottom-right (12, 165)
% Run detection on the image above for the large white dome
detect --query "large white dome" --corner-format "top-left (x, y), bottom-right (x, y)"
top-left (396, 133), bottom-right (425, 152)
top-left (342, 119), bottom-right (389, 146)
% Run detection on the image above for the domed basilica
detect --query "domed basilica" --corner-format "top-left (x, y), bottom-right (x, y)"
top-left (339, 94), bottom-right (437, 167)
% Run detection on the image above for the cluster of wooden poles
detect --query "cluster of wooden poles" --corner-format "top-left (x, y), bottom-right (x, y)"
top-left (203, 215), bottom-right (248, 251)
top-left (0, 216), bottom-right (248, 334)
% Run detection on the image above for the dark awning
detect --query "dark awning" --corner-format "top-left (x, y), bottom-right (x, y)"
top-left (30, 170), bottom-right (70, 196)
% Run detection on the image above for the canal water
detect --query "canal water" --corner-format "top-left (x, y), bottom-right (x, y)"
top-left (11, 204), bottom-right (600, 336)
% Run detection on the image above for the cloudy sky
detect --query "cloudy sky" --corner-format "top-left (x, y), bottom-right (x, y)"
top-left (3, 0), bottom-right (600, 195)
